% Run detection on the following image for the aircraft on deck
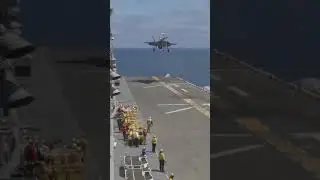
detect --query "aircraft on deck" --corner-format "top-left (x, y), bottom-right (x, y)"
top-left (144, 33), bottom-right (177, 52)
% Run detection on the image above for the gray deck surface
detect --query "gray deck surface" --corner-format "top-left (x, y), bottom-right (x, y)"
top-left (113, 76), bottom-right (210, 180)
top-left (126, 168), bottom-right (144, 180)
top-left (211, 52), bottom-right (320, 180)
top-left (113, 78), bottom-right (170, 180)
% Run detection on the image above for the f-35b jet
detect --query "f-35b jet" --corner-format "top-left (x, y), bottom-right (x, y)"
top-left (144, 33), bottom-right (177, 52)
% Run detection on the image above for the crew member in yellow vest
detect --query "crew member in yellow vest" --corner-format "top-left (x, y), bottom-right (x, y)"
top-left (151, 135), bottom-right (157, 153)
top-left (128, 130), bottom-right (133, 147)
top-left (134, 131), bottom-right (140, 147)
top-left (142, 128), bottom-right (147, 145)
top-left (158, 149), bottom-right (166, 172)
top-left (147, 116), bottom-right (153, 133)
top-left (169, 173), bottom-right (174, 180)
top-left (139, 130), bottom-right (144, 145)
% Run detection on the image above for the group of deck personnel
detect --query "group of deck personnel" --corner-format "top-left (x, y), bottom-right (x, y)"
top-left (17, 133), bottom-right (87, 180)
top-left (117, 103), bottom-right (175, 180)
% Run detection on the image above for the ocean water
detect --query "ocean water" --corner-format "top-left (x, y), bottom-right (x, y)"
top-left (223, 51), bottom-right (320, 83)
top-left (114, 48), bottom-right (210, 86)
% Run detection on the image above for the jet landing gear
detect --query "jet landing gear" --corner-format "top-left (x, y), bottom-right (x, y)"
top-left (167, 48), bottom-right (170, 52)
top-left (153, 48), bottom-right (155, 52)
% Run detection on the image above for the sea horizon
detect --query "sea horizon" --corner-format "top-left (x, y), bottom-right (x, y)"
top-left (113, 47), bottom-right (210, 50)
top-left (114, 48), bottom-right (210, 86)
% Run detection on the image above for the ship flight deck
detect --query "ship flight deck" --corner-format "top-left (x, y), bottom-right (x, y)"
top-left (113, 76), bottom-right (210, 180)
top-left (212, 51), bottom-right (320, 180)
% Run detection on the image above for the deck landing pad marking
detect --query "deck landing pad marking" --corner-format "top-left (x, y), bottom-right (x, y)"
top-left (158, 104), bottom-right (189, 106)
top-left (181, 88), bottom-right (188, 93)
top-left (211, 144), bottom-right (264, 159)
top-left (212, 133), bottom-right (320, 140)
top-left (171, 83), bottom-right (180, 88)
top-left (227, 86), bottom-right (249, 97)
top-left (237, 118), bottom-right (320, 179)
top-left (165, 107), bottom-right (193, 114)
top-left (143, 84), bottom-right (162, 88)
top-left (152, 76), bottom-right (210, 118)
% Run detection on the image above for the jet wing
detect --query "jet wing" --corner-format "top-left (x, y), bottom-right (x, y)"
top-left (144, 42), bottom-right (157, 46)
top-left (168, 42), bottom-right (177, 46)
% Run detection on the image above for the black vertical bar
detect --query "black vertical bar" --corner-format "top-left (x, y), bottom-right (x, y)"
top-left (0, 63), bottom-right (9, 117)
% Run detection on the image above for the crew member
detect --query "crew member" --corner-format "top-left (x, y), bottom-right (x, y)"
top-left (128, 130), bottom-right (133, 147)
top-left (159, 149), bottom-right (166, 172)
top-left (24, 140), bottom-right (33, 174)
top-left (79, 135), bottom-right (88, 156)
top-left (134, 131), bottom-right (140, 147)
top-left (139, 129), bottom-right (144, 145)
top-left (142, 128), bottom-right (147, 145)
top-left (121, 124), bottom-right (128, 141)
top-left (169, 173), bottom-right (174, 180)
top-left (141, 147), bottom-right (146, 156)
top-left (151, 135), bottom-right (157, 153)
top-left (147, 116), bottom-right (153, 133)
top-left (117, 117), bottom-right (122, 131)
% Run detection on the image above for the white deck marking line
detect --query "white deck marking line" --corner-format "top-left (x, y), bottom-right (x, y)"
top-left (211, 145), bottom-right (264, 159)
top-left (237, 118), bottom-right (320, 178)
top-left (143, 84), bottom-right (162, 88)
top-left (170, 82), bottom-right (188, 85)
top-left (176, 77), bottom-right (210, 94)
top-left (181, 88), bottom-right (188, 93)
top-left (203, 103), bottom-right (210, 106)
top-left (227, 86), bottom-right (249, 97)
top-left (152, 76), bottom-right (210, 118)
top-left (171, 83), bottom-right (179, 88)
top-left (158, 104), bottom-right (189, 106)
top-left (211, 133), bottom-right (252, 137)
top-left (212, 132), bottom-right (320, 139)
top-left (130, 158), bottom-right (135, 180)
top-left (165, 107), bottom-right (193, 114)
top-left (290, 133), bottom-right (320, 142)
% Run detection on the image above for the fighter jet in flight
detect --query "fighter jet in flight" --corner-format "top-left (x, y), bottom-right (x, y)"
top-left (144, 33), bottom-right (177, 52)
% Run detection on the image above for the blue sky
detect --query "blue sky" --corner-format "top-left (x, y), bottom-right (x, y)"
top-left (111, 0), bottom-right (209, 48)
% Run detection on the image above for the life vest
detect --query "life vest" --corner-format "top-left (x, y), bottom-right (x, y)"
top-left (152, 137), bottom-right (157, 144)
top-left (159, 152), bottom-right (165, 160)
